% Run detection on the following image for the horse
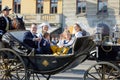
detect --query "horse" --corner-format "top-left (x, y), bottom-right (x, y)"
top-left (12, 15), bottom-right (26, 30)
top-left (0, 15), bottom-right (26, 48)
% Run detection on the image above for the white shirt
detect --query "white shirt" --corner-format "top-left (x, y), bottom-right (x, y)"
top-left (57, 39), bottom-right (64, 47)
top-left (64, 38), bottom-right (74, 47)
top-left (75, 31), bottom-right (83, 38)
top-left (37, 33), bottom-right (42, 38)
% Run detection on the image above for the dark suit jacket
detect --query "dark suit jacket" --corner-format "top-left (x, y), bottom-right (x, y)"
top-left (0, 16), bottom-right (13, 34)
top-left (23, 31), bottom-right (38, 49)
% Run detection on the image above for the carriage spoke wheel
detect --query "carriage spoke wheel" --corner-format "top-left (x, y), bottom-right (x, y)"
top-left (84, 62), bottom-right (120, 80)
top-left (26, 70), bottom-right (51, 80)
top-left (0, 48), bottom-right (27, 80)
top-left (26, 71), bottom-right (41, 80)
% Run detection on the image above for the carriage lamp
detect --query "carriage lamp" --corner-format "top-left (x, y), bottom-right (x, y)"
top-left (112, 25), bottom-right (120, 44)
top-left (94, 27), bottom-right (102, 45)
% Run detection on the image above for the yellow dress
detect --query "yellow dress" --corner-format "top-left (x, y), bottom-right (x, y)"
top-left (51, 45), bottom-right (69, 56)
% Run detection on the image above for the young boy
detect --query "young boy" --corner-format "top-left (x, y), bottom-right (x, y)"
top-left (39, 32), bottom-right (53, 54)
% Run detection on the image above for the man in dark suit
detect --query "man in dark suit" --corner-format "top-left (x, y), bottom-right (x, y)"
top-left (23, 23), bottom-right (40, 49)
top-left (0, 6), bottom-right (13, 48)
top-left (0, 6), bottom-right (13, 35)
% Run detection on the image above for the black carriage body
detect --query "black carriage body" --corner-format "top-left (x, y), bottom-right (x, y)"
top-left (22, 55), bottom-right (73, 74)
top-left (1, 30), bottom-right (95, 75)
top-left (97, 45), bottom-right (120, 61)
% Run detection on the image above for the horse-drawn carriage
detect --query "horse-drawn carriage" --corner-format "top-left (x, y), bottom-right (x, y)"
top-left (0, 30), bottom-right (95, 80)
top-left (1, 23), bottom-right (120, 80)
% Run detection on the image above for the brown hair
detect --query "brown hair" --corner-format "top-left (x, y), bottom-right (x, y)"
top-left (43, 32), bottom-right (50, 38)
top-left (74, 23), bottom-right (82, 31)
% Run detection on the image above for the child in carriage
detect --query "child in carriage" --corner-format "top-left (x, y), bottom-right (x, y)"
top-left (39, 32), bottom-right (53, 54)
top-left (51, 29), bottom-right (74, 55)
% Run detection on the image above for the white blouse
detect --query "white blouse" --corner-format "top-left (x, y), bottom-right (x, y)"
top-left (75, 31), bottom-right (83, 38)
top-left (64, 38), bottom-right (74, 47)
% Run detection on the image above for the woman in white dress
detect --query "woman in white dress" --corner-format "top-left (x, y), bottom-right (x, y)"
top-left (37, 22), bottom-right (50, 38)
top-left (74, 23), bottom-right (84, 38)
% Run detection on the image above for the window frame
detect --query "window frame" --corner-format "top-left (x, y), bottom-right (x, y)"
top-left (50, 0), bottom-right (58, 14)
top-left (97, 0), bottom-right (108, 15)
top-left (36, 0), bottom-right (44, 14)
top-left (76, 0), bottom-right (86, 15)
top-left (14, 0), bottom-right (21, 13)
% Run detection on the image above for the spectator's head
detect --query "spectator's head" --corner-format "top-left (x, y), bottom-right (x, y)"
top-left (74, 23), bottom-right (82, 32)
top-left (2, 6), bottom-right (11, 16)
top-left (30, 23), bottom-right (37, 34)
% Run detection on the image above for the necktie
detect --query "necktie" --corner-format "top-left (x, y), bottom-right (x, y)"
top-left (33, 34), bottom-right (37, 38)
top-left (33, 34), bottom-right (38, 46)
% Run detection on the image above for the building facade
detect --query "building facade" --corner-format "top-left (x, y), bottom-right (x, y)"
top-left (1, 0), bottom-right (120, 34)
top-left (1, 0), bottom-right (62, 29)
top-left (63, 0), bottom-right (120, 34)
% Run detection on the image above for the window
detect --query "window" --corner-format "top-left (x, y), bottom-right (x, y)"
top-left (0, 0), bottom-right (1, 11)
top-left (50, 0), bottom-right (58, 14)
top-left (14, 0), bottom-right (21, 13)
top-left (76, 0), bottom-right (86, 14)
top-left (36, 0), bottom-right (43, 14)
top-left (97, 0), bottom-right (108, 15)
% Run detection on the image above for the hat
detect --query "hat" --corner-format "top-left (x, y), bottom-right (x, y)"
top-left (38, 22), bottom-right (51, 29)
top-left (75, 22), bottom-right (87, 30)
top-left (2, 6), bottom-right (11, 11)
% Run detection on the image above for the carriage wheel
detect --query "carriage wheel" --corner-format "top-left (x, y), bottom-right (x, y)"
top-left (26, 71), bottom-right (41, 80)
top-left (84, 62), bottom-right (120, 80)
top-left (26, 70), bottom-right (51, 80)
top-left (26, 71), bottom-right (51, 80)
top-left (0, 48), bottom-right (27, 80)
